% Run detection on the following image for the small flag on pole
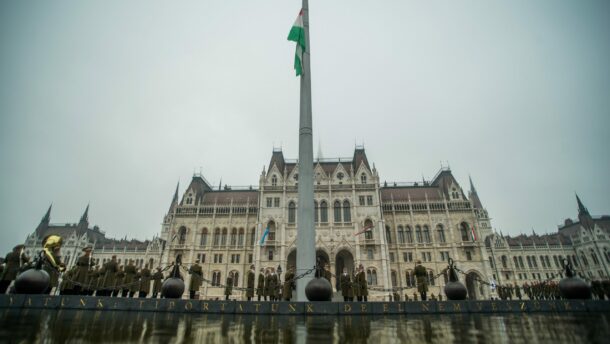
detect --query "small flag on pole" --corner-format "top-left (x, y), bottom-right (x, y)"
top-left (260, 226), bottom-right (270, 245)
top-left (287, 9), bottom-right (306, 76)
top-left (354, 223), bottom-right (374, 236)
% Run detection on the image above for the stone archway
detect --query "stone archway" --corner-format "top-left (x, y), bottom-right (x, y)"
top-left (335, 250), bottom-right (354, 291)
top-left (287, 249), bottom-right (296, 269)
top-left (316, 249), bottom-right (330, 268)
top-left (286, 249), bottom-right (330, 273)
top-left (465, 271), bottom-right (484, 300)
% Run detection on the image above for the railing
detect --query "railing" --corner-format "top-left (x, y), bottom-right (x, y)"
top-left (262, 186), bottom-right (283, 192)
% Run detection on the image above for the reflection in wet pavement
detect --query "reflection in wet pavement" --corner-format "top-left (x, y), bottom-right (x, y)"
top-left (0, 309), bottom-right (609, 343)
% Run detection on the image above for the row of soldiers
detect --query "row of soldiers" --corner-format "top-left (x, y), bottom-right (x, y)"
top-left (186, 264), bottom-right (298, 301)
top-left (59, 251), bottom-right (167, 298)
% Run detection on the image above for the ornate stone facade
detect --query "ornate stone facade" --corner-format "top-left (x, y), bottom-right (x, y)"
top-left (160, 147), bottom-right (495, 300)
top-left (22, 205), bottom-right (163, 274)
top-left (485, 196), bottom-right (610, 288)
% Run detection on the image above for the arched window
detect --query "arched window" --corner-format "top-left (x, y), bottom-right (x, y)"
top-left (364, 219), bottom-right (374, 240)
top-left (489, 257), bottom-right (495, 269)
top-left (250, 227), bottom-right (256, 246)
top-left (513, 256), bottom-right (519, 269)
top-left (200, 228), bottom-right (208, 247)
top-left (436, 224), bottom-right (446, 243)
top-left (178, 226), bottom-right (187, 245)
top-left (415, 225), bottom-right (423, 243)
top-left (360, 173), bottom-right (367, 184)
top-left (268, 221), bottom-right (276, 241)
top-left (271, 175), bottom-right (278, 186)
top-left (605, 248), bottom-right (610, 264)
top-left (221, 228), bottom-right (227, 246)
top-left (367, 268), bottom-right (377, 285)
top-left (232, 271), bottom-right (239, 287)
top-left (460, 222), bottom-right (470, 241)
top-left (591, 249), bottom-right (600, 265)
top-left (397, 225), bottom-right (405, 244)
top-left (333, 201), bottom-right (342, 223)
top-left (385, 226), bottom-right (393, 244)
top-left (314, 201), bottom-right (319, 223)
top-left (238, 228), bottom-right (244, 247)
top-left (212, 271), bottom-right (221, 286)
top-left (502, 255), bottom-right (508, 268)
top-left (423, 225), bottom-right (431, 243)
top-left (405, 226), bottom-right (413, 243)
top-left (572, 254), bottom-right (579, 267)
top-left (230, 228), bottom-right (237, 247)
top-left (320, 201), bottom-right (328, 223)
top-left (405, 270), bottom-right (415, 287)
top-left (428, 271), bottom-right (435, 286)
top-left (343, 200), bottom-right (351, 223)
top-left (539, 255), bottom-right (546, 268)
top-left (518, 256), bottom-right (524, 268)
top-left (391, 270), bottom-right (397, 287)
top-left (213, 228), bottom-right (220, 246)
top-left (288, 201), bottom-right (296, 224)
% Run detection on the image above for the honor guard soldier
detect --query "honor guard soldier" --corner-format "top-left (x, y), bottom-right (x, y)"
top-left (100, 256), bottom-right (118, 296)
top-left (123, 260), bottom-right (137, 297)
top-left (0, 245), bottom-right (29, 294)
top-left (129, 267), bottom-right (141, 297)
top-left (283, 266), bottom-right (295, 301)
top-left (514, 283), bottom-right (522, 300)
top-left (414, 260), bottom-right (428, 301)
top-left (225, 272), bottom-right (233, 300)
top-left (246, 265), bottom-right (255, 301)
top-left (139, 264), bottom-right (152, 298)
top-left (257, 268), bottom-right (265, 301)
top-left (115, 266), bottom-right (126, 297)
top-left (188, 260), bottom-right (203, 299)
top-left (340, 268), bottom-right (353, 302)
top-left (73, 246), bottom-right (95, 295)
top-left (356, 264), bottom-right (368, 302)
top-left (151, 267), bottom-right (164, 298)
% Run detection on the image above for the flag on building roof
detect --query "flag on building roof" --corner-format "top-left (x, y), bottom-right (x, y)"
top-left (287, 9), bottom-right (306, 76)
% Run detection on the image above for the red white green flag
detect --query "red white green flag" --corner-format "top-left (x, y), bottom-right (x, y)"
top-left (287, 9), bottom-right (306, 76)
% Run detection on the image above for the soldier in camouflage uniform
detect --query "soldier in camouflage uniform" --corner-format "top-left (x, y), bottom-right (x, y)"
top-left (151, 267), bottom-right (164, 298)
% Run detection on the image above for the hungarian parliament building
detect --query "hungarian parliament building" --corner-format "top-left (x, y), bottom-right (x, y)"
top-left (22, 147), bottom-right (610, 300)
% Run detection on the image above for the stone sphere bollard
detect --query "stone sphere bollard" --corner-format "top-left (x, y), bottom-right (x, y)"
top-left (14, 268), bottom-right (50, 294)
top-left (305, 277), bottom-right (333, 301)
top-left (443, 258), bottom-right (468, 300)
top-left (161, 277), bottom-right (185, 299)
top-left (558, 260), bottom-right (591, 299)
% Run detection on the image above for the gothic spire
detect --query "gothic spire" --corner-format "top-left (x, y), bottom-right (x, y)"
top-left (172, 181), bottom-right (180, 204)
top-left (576, 193), bottom-right (594, 230)
top-left (469, 175), bottom-right (477, 194)
top-left (468, 175), bottom-right (483, 209)
top-left (576, 193), bottom-right (589, 216)
top-left (42, 204), bottom-right (52, 223)
top-left (80, 204), bottom-right (89, 223)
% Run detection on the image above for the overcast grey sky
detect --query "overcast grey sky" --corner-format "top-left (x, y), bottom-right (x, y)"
top-left (1, 0), bottom-right (609, 254)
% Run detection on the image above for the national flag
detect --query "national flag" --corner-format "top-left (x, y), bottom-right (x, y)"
top-left (354, 223), bottom-right (374, 236)
top-left (287, 9), bottom-right (306, 76)
top-left (470, 223), bottom-right (477, 241)
top-left (260, 226), bottom-right (270, 245)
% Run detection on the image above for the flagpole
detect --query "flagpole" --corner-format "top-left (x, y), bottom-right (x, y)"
top-left (296, 0), bottom-right (315, 301)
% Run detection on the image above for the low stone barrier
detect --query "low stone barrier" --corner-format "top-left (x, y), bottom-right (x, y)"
top-left (1, 295), bottom-right (608, 315)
